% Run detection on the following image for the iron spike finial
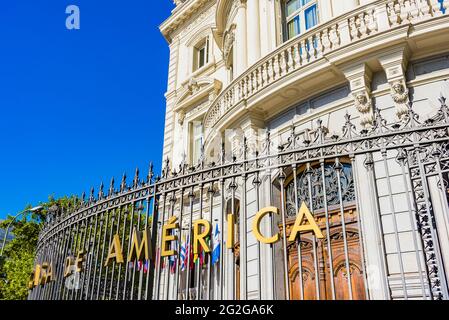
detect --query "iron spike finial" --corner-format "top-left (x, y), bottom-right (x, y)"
top-left (148, 162), bottom-right (154, 183)
top-left (109, 177), bottom-right (115, 196)
top-left (243, 136), bottom-right (248, 159)
top-left (121, 172), bottom-right (127, 192)
top-left (163, 157), bottom-right (170, 179)
top-left (89, 187), bottom-right (95, 202)
top-left (220, 138), bottom-right (226, 165)
top-left (99, 182), bottom-right (104, 199)
top-left (133, 167), bottom-right (140, 187)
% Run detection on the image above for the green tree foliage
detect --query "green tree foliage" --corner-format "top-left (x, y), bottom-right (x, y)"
top-left (0, 196), bottom-right (76, 300)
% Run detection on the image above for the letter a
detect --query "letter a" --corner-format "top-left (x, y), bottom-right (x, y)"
top-left (289, 202), bottom-right (324, 241)
top-left (66, 5), bottom-right (80, 30)
top-left (104, 234), bottom-right (124, 266)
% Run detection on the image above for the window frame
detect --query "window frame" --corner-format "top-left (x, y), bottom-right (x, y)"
top-left (283, 0), bottom-right (319, 41)
top-left (190, 121), bottom-right (204, 165)
top-left (193, 37), bottom-right (210, 72)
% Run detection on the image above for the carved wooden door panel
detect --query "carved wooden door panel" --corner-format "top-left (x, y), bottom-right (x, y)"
top-left (288, 210), bottom-right (366, 300)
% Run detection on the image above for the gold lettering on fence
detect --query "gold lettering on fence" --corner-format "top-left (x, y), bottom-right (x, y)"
top-left (75, 251), bottom-right (85, 272)
top-left (252, 207), bottom-right (280, 244)
top-left (193, 219), bottom-right (211, 255)
top-left (28, 262), bottom-right (55, 288)
top-left (226, 214), bottom-right (235, 249)
top-left (128, 228), bottom-right (152, 262)
top-left (289, 202), bottom-right (324, 240)
top-left (161, 216), bottom-right (178, 257)
top-left (63, 256), bottom-right (74, 278)
top-left (30, 203), bottom-right (325, 289)
top-left (104, 234), bottom-right (124, 266)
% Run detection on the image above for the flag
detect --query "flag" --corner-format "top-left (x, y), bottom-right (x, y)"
top-left (189, 241), bottom-right (195, 270)
top-left (211, 223), bottom-right (221, 265)
top-left (137, 261), bottom-right (142, 271)
top-left (169, 238), bottom-right (178, 274)
top-left (169, 255), bottom-right (176, 274)
top-left (180, 235), bottom-right (187, 272)
top-left (143, 260), bottom-right (149, 274)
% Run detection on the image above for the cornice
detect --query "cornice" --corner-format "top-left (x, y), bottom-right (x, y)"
top-left (160, 0), bottom-right (212, 43)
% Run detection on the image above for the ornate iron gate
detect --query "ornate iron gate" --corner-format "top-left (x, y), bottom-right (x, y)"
top-left (29, 97), bottom-right (449, 300)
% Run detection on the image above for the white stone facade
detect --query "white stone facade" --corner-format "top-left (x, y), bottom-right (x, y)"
top-left (159, 0), bottom-right (449, 300)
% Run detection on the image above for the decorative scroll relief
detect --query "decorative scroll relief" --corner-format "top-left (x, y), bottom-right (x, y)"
top-left (223, 25), bottom-right (235, 67)
top-left (286, 163), bottom-right (355, 217)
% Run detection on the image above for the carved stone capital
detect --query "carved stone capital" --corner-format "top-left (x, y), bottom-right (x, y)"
top-left (341, 63), bottom-right (374, 128)
top-left (378, 45), bottom-right (410, 119)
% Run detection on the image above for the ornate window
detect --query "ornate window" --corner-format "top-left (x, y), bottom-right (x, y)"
top-left (284, 0), bottom-right (319, 40)
top-left (193, 38), bottom-right (210, 71)
top-left (190, 120), bottom-right (204, 165)
top-left (285, 162), bottom-right (355, 217)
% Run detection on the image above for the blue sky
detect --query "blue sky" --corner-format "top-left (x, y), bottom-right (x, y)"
top-left (0, 1), bottom-right (174, 218)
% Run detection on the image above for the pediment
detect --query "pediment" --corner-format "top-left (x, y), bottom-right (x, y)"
top-left (175, 77), bottom-right (222, 112)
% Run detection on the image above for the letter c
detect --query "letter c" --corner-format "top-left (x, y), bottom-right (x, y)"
top-left (252, 207), bottom-right (280, 244)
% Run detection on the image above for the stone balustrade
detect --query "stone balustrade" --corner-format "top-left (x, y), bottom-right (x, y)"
top-left (204, 0), bottom-right (448, 132)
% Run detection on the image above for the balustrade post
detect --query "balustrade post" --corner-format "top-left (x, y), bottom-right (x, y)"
top-left (375, 3), bottom-right (390, 31)
top-left (338, 19), bottom-right (351, 45)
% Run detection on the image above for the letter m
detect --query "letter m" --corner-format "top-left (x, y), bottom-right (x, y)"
top-left (127, 228), bottom-right (152, 262)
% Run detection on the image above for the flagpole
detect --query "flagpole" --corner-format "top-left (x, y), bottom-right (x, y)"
top-left (165, 191), bottom-right (176, 300)
top-left (174, 188), bottom-right (184, 300)
top-left (219, 178), bottom-right (225, 300)
top-left (195, 184), bottom-right (204, 300)
top-left (185, 186), bottom-right (194, 301)
top-left (155, 193), bottom-right (167, 299)
top-left (207, 183), bottom-right (214, 300)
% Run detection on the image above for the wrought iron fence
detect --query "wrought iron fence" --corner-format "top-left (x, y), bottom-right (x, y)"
top-left (29, 96), bottom-right (449, 300)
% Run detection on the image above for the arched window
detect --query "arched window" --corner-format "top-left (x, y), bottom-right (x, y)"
top-left (285, 162), bottom-right (355, 216)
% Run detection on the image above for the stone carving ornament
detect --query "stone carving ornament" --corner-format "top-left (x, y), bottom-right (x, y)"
top-left (390, 80), bottom-right (409, 118)
top-left (223, 27), bottom-right (235, 67)
top-left (354, 92), bottom-right (371, 113)
top-left (353, 91), bottom-right (374, 128)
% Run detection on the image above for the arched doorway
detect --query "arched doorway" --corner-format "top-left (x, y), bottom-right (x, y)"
top-left (284, 161), bottom-right (367, 300)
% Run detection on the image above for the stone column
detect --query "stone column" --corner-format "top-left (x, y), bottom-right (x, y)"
top-left (342, 63), bottom-right (375, 129)
top-left (234, 0), bottom-right (248, 77)
top-left (378, 46), bottom-right (410, 119)
top-left (247, 0), bottom-right (261, 66)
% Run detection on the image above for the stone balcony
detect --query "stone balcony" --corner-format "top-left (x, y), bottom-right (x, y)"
top-left (203, 0), bottom-right (449, 145)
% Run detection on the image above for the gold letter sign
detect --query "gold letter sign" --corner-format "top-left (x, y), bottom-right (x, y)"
top-left (161, 216), bottom-right (178, 257)
top-left (104, 234), bottom-right (124, 266)
top-left (289, 202), bottom-right (324, 241)
top-left (252, 207), bottom-right (280, 244)
top-left (193, 219), bottom-right (211, 255)
top-left (127, 228), bottom-right (152, 262)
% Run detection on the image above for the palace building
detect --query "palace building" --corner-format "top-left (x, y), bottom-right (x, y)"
top-left (30, 0), bottom-right (449, 301)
